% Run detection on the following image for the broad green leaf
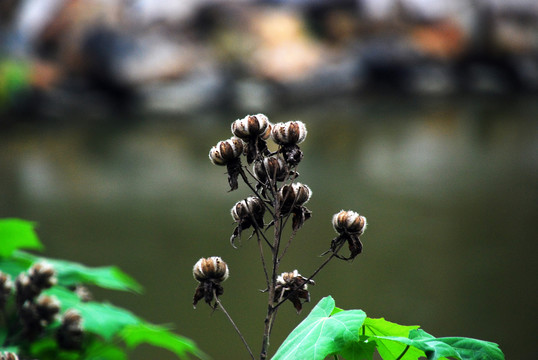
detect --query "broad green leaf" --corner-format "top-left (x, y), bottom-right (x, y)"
top-left (13, 251), bottom-right (142, 293)
top-left (0, 255), bottom-right (34, 277)
top-left (30, 338), bottom-right (81, 360)
top-left (120, 323), bottom-right (208, 360)
top-left (362, 318), bottom-right (424, 360)
top-left (0, 219), bottom-right (43, 257)
top-left (375, 329), bottom-right (505, 360)
top-left (272, 296), bottom-right (367, 360)
top-left (45, 287), bottom-right (141, 340)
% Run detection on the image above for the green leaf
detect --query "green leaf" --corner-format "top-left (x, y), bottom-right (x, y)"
top-left (120, 323), bottom-right (208, 360)
top-left (84, 339), bottom-right (128, 360)
top-left (13, 252), bottom-right (143, 293)
top-left (362, 318), bottom-right (424, 360)
top-left (45, 287), bottom-right (141, 340)
top-left (272, 296), bottom-right (367, 360)
top-left (375, 329), bottom-right (505, 360)
top-left (0, 219), bottom-right (43, 257)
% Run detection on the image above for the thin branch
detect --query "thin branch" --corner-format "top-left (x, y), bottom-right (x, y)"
top-left (239, 168), bottom-right (275, 218)
top-left (215, 296), bottom-right (255, 360)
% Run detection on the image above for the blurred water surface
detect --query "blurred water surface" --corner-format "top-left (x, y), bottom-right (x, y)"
top-left (0, 95), bottom-right (537, 359)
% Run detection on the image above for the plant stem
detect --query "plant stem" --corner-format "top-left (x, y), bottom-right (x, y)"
top-left (215, 296), bottom-right (255, 360)
top-left (396, 345), bottom-right (410, 360)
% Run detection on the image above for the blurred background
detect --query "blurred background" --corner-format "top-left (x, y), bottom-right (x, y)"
top-left (1, 0), bottom-right (537, 359)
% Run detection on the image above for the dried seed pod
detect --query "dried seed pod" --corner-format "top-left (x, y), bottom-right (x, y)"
top-left (0, 272), bottom-right (12, 309)
top-left (231, 114), bottom-right (270, 140)
top-left (230, 197), bottom-right (265, 247)
top-left (192, 257), bottom-right (229, 309)
top-left (324, 210), bottom-right (368, 261)
top-left (2, 353), bottom-right (19, 360)
top-left (271, 121), bottom-right (307, 145)
top-left (332, 210), bottom-right (367, 235)
top-left (28, 262), bottom-right (57, 290)
top-left (231, 196), bottom-right (265, 223)
top-left (274, 270), bottom-right (314, 313)
top-left (57, 309), bottom-right (84, 350)
top-left (208, 137), bottom-right (244, 166)
top-left (192, 257), bottom-right (229, 283)
top-left (15, 273), bottom-right (38, 305)
top-left (253, 156), bottom-right (288, 184)
top-left (36, 295), bottom-right (61, 326)
top-left (279, 183), bottom-right (312, 211)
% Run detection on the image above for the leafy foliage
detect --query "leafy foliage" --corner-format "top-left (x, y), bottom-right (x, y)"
top-left (273, 296), bottom-right (504, 360)
top-left (0, 218), bottom-right (206, 359)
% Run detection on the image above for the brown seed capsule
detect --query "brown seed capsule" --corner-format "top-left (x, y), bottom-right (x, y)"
top-left (57, 309), bottom-right (84, 350)
top-left (29, 262), bottom-right (57, 290)
top-left (279, 183), bottom-right (312, 210)
top-left (332, 210), bottom-right (367, 235)
top-left (3, 353), bottom-right (19, 360)
top-left (231, 197), bottom-right (265, 223)
top-left (208, 137), bottom-right (244, 166)
top-left (254, 156), bottom-right (288, 183)
top-left (271, 121), bottom-right (307, 145)
top-left (274, 270), bottom-right (314, 313)
top-left (36, 295), bottom-right (61, 325)
top-left (231, 114), bottom-right (270, 140)
top-left (192, 257), bottom-right (229, 283)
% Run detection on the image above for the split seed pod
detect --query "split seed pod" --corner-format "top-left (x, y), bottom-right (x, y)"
top-left (230, 196), bottom-right (265, 247)
top-left (325, 210), bottom-right (368, 261)
top-left (208, 137), bottom-right (244, 166)
top-left (192, 257), bottom-right (229, 309)
top-left (254, 156), bottom-right (288, 184)
top-left (193, 257), bottom-right (230, 283)
top-left (332, 210), bottom-right (367, 235)
top-left (231, 114), bottom-right (270, 140)
top-left (279, 183), bottom-right (312, 212)
top-left (271, 121), bottom-right (307, 145)
top-left (274, 270), bottom-right (314, 313)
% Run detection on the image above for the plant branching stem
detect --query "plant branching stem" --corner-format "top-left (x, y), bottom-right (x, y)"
top-left (215, 296), bottom-right (255, 360)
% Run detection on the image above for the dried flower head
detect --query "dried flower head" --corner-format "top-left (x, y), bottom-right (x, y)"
top-left (332, 210), bottom-right (367, 235)
top-left (271, 121), bottom-right (307, 145)
top-left (274, 270), bottom-right (314, 313)
top-left (209, 137), bottom-right (245, 190)
top-left (325, 210), bottom-right (368, 260)
top-left (279, 183), bottom-right (312, 231)
top-left (192, 257), bottom-right (229, 309)
top-left (230, 196), bottom-right (265, 247)
top-left (232, 114), bottom-right (272, 164)
top-left (253, 156), bottom-right (289, 184)
top-left (57, 309), bottom-right (84, 350)
top-left (208, 137), bottom-right (244, 166)
top-left (231, 114), bottom-right (270, 140)
top-left (1, 352), bottom-right (19, 360)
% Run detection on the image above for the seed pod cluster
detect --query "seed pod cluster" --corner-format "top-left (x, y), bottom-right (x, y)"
top-left (231, 114), bottom-right (271, 140)
top-left (271, 121), bottom-right (307, 145)
top-left (274, 270), bottom-right (314, 313)
top-left (254, 156), bottom-right (288, 184)
top-left (332, 210), bottom-right (367, 235)
top-left (19, 295), bottom-right (61, 338)
top-left (208, 137), bottom-right (244, 166)
top-left (192, 257), bottom-right (230, 309)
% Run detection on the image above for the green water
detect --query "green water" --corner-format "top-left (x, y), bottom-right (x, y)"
top-left (1, 95), bottom-right (536, 359)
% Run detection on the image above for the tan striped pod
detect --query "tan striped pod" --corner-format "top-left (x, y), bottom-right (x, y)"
top-left (271, 121), bottom-right (307, 145)
top-left (332, 210), bottom-right (367, 235)
top-left (208, 137), bottom-right (244, 165)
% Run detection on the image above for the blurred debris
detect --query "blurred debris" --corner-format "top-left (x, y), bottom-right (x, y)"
top-left (1, 0), bottom-right (537, 118)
